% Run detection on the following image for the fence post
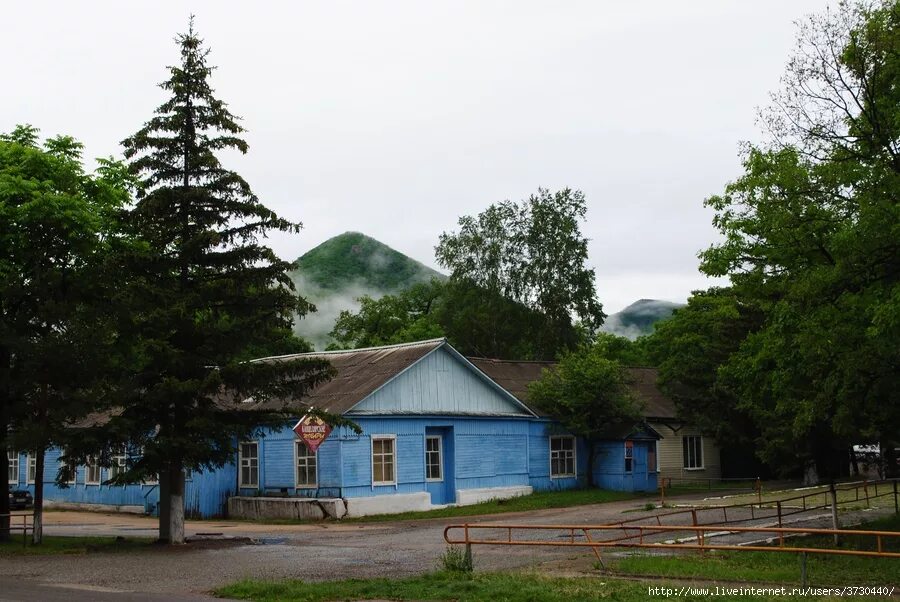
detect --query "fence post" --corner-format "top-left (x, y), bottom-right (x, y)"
top-left (756, 477), bottom-right (762, 506)
top-left (829, 482), bottom-right (840, 546)
top-left (776, 501), bottom-right (783, 528)
top-left (863, 480), bottom-right (870, 508)
top-left (800, 551), bottom-right (808, 588)
top-left (464, 524), bottom-right (474, 571)
top-left (660, 477), bottom-right (665, 507)
top-left (894, 480), bottom-right (898, 515)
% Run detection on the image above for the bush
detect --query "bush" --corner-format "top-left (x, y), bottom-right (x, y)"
top-left (439, 545), bottom-right (473, 572)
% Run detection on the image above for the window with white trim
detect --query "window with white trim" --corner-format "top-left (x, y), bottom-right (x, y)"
top-left (109, 447), bottom-right (127, 481)
top-left (425, 436), bottom-right (442, 481)
top-left (371, 436), bottom-right (396, 485)
top-left (296, 442), bottom-right (317, 488)
top-left (624, 440), bottom-right (634, 473)
top-left (85, 456), bottom-right (101, 485)
top-left (239, 441), bottom-right (259, 488)
top-left (683, 435), bottom-right (704, 469)
top-left (59, 450), bottom-right (77, 484)
top-left (7, 451), bottom-right (18, 486)
top-left (26, 453), bottom-right (37, 484)
top-left (550, 436), bottom-right (576, 478)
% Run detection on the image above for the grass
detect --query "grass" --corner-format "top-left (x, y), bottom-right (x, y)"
top-left (342, 489), bottom-right (640, 523)
top-left (606, 514), bottom-right (900, 587)
top-left (217, 570), bottom-right (865, 602)
top-left (0, 535), bottom-right (153, 556)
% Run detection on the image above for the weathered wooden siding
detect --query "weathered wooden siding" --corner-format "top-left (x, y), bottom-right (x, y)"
top-left (649, 422), bottom-right (722, 481)
top-left (349, 347), bottom-right (531, 417)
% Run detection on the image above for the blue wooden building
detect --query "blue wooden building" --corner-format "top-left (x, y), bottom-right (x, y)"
top-left (13, 339), bottom-right (659, 518)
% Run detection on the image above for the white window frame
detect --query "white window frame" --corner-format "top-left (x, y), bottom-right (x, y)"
top-left (85, 456), bottom-right (101, 485)
top-left (549, 436), bottom-right (576, 478)
top-left (624, 440), bottom-right (634, 473)
top-left (239, 441), bottom-right (259, 488)
top-left (294, 441), bottom-right (318, 489)
top-left (683, 435), bottom-right (704, 470)
top-left (7, 451), bottom-right (19, 487)
top-left (26, 453), bottom-right (37, 484)
top-left (371, 435), bottom-right (397, 486)
top-left (425, 435), bottom-right (443, 482)
top-left (109, 447), bottom-right (127, 483)
top-left (59, 450), bottom-right (77, 485)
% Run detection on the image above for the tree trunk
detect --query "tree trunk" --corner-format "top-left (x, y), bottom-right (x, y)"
top-left (32, 449), bottom-right (44, 545)
top-left (159, 463), bottom-right (185, 544)
top-left (0, 441), bottom-right (9, 542)
top-left (158, 468), bottom-right (170, 543)
top-left (849, 446), bottom-right (860, 477)
top-left (0, 346), bottom-right (11, 542)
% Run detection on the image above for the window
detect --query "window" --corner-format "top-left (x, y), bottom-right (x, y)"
top-left (624, 441), bottom-right (634, 473)
top-left (296, 442), bottom-right (317, 488)
top-left (683, 435), bottom-right (703, 469)
top-left (550, 436), bottom-right (576, 478)
top-left (371, 436), bottom-right (396, 485)
top-left (109, 447), bottom-right (127, 482)
top-left (239, 442), bottom-right (259, 488)
top-left (27, 454), bottom-right (37, 484)
top-left (7, 451), bottom-right (18, 486)
top-left (425, 436), bottom-right (442, 481)
top-left (59, 450), bottom-right (77, 484)
top-left (85, 456), bottom-right (101, 485)
top-left (648, 441), bottom-right (657, 474)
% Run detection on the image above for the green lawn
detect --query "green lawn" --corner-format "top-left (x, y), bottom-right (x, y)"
top-left (607, 515), bottom-right (900, 587)
top-left (344, 489), bottom-right (640, 523)
top-left (217, 571), bottom-right (895, 601)
top-left (0, 535), bottom-right (153, 555)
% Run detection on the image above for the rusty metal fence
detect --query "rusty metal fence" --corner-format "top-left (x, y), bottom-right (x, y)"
top-left (0, 513), bottom-right (33, 547)
top-left (646, 478), bottom-right (898, 530)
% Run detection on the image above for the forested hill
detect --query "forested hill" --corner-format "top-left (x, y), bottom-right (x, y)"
top-left (290, 232), bottom-right (443, 292)
top-left (601, 299), bottom-right (684, 340)
top-left (289, 232), bottom-right (444, 348)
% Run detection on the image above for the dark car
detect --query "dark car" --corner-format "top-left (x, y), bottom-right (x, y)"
top-left (8, 489), bottom-right (33, 510)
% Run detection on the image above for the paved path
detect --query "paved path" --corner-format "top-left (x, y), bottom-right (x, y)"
top-left (0, 492), bottom-right (894, 600)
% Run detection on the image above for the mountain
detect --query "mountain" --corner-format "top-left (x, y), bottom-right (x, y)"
top-left (601, 299), bottom-right (684, 340)
top-left (289, 232), bottom-right (444, 348)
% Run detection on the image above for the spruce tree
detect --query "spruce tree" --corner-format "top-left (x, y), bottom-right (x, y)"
top-left (109, 20), bottom-right (332, 543)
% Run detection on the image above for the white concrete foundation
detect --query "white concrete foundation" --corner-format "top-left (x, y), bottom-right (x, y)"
top-left (43, 500), bottom-right (145, 514)
top-left (343, 492), bottom-right (431, 517)
top-left (228, 496), bottom-right (347, 520)
top-left (455, 485), bottom-right (533, 506)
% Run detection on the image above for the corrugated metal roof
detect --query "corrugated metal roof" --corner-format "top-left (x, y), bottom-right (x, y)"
top-left (249, 338), bottom-right (446, 414)
top-left (467, 358), bottom-right (678, 420)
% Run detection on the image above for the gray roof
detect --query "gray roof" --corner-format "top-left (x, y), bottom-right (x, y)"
top-left (467, 358), bottom-right (678, 420)
top-left (248, 339), bottom-right (446, 415)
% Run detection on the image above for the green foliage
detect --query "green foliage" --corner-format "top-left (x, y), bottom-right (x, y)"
top-left (695, 0), bottom-right (900, 479)
top-left (528, 344), bottom-right (642, 484)
top-left (330, 279), bottom-right (446, 348)
top-left (439, 546), bottom-right (473, 573)
top-left (436, 188), bottom-right (604, 359)
top-left (76, 21), bottom-right (336, 541)
top-left (0, 125), bottom-right (133, 540)
top-left (291, 231), bottom-right (443, 293)
top-left (330, 277), bottom-right (588, 359)
top-left (643, 289), bottom-right (763, 445)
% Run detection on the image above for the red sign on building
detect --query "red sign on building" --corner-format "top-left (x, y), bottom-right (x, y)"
top-left (292, 414), bottom-right (333, 453)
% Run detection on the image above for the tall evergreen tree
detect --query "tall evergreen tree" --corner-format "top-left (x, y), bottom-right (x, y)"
top-left (89, 20), bottom-right (333, 543)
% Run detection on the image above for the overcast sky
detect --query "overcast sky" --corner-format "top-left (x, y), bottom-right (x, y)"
top-left (5, 1), bottom-right (830, 313)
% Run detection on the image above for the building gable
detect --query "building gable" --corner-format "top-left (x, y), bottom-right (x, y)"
top-left (347, 345), bottom-right (534, 417)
